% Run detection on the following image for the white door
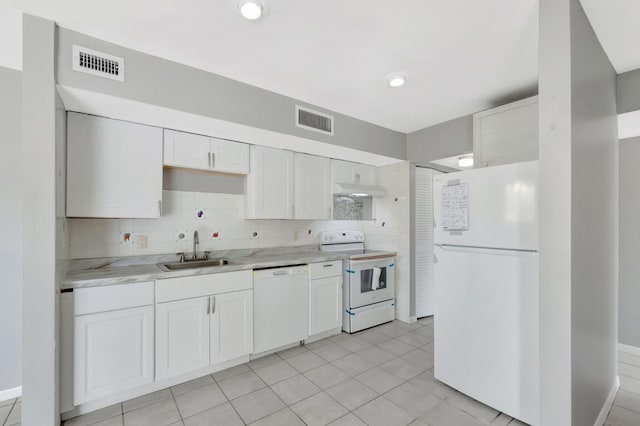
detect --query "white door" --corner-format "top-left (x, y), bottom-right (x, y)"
top-left (434, 245), bottom-right (539, 425)
top-left (67, 113), bottom-right (163, 218)
top-left (210, 290), bottom-right (253, 364)
top-left (210, 137), bottom-right (249, 174)
top-left (246, 145), bottom-right (294, 219)
top-left (295, 153), bottom-right (332, 219)
top-left (331, 159), bottom-right (355, 185)
top-left (353, 163), bottom-right (375, 185)
top-left (156, 297), bottom-right (210, 380)
top-left (74, 306), bottom-right (154, 404)
top-left (415, 167), bottom-right (437, 318)
top-left (309, 276), bottom-right (342, 335)
top-left (163, 129), bottom-right (211, 170)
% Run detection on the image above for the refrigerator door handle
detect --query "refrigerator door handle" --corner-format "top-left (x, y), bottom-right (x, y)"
top-left (435, 244), bottom-right (538, 253)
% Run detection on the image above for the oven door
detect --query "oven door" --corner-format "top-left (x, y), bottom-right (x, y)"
top-left (347, 257), bottom-right (395, 309)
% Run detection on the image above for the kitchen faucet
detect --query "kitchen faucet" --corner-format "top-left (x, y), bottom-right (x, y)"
top-left (193, 230), bottom-right (199, 259)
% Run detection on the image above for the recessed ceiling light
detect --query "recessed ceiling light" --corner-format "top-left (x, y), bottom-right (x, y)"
top-left (387, 74), bottom-right (407, 88)
top-left (458, 155), bottom-right (474, 168)
top-left (239, 0), bottom-right (263, 20)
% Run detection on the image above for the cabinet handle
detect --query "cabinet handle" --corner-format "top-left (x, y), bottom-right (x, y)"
top-left (158, 200), bottom-right (162, 216)
top-left (208, 152), bottom-right (212, 168)
top-left (328, 207), bottom-right (332, 219)
top-left (323, 264), bottom-right (334, 268)
top-left (211, 152), bottom-right (215, 168)
top-left (211, 296), bottom-right (215, 314)
top-left (207, 297), bottom-right (210, 315)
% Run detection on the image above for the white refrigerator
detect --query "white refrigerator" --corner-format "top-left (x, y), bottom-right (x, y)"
top-left (433, 161), bottom-right (539, 426)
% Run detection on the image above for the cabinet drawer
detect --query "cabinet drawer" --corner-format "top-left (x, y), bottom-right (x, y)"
top-left (309, 261), bottom-right (342, 280)
top-left (74, 281), bottom-right (154, 316)
top-left (156, 270), bottom-right (253, 303)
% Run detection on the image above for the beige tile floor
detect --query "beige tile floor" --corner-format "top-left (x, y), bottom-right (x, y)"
top-left (3, 317), bottom-right (640, 425)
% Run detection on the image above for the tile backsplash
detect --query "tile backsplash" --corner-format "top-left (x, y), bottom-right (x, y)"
top-left (68, 190), bottom-right (366, 259)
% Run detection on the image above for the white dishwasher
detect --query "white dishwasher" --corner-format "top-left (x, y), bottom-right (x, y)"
top-left (253, 264), bottom-right (309, 354)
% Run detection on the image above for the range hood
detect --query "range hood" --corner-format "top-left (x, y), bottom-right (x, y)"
top-left (333, 182), bottom-right (386, 197)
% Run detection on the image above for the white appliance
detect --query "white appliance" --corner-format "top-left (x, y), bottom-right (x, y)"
top-left (433, 161), bottom-right (539, 426)
top-left (253, 265), bottom-right (309, 354)
top-left (320, 231), bottom-right (396, 333)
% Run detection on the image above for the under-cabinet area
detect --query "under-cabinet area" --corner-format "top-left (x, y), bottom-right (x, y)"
top-left (60, 260), bottom-right (344, 417)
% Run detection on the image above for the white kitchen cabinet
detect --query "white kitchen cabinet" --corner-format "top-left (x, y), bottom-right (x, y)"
top-left (155, 297), bottom-right (210, 380)
top-left (74, 305), bottom-right (154, 404)
top-left (210, 290), bottom-right (253, 364)
top-left (294, 153), bottom-right (332, 220)
top-left (67, 112), bottom-right (163, 218)
top-left (473, 96), bottom-right (538, 167)
top-left (309, 276), bottom-right (342, 336)
top-left (245, 145), bottom-right (294, 219)
top-left (210, 137), bottom-right (249, 174)
top-left (331, 159), bottom-right (376, 187)
top-left (309, 261), bottom-right (343, 337)
top-left (155, 272), bottom-right (253, 381)
top-left (163, 129), bottom-right (211, 170)
top-left (163, 130), bottom-right (249, 174)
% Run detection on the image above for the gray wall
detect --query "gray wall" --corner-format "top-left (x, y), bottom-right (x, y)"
top-left (163, 169), bottom-right (244, 195)
top-left (569, 1), bottom-right (619, 424)
top-left (538, 0), bottom-right (618, 424)
top-left (619, 137), bottom-right (640, 347)
top-left (406, 115), bottom-right (473, 164)
top-left (22, 15), bottom-right (60, 425)
top-left (617, 68), bottom-right (640, 114)
top-left (55, 28), bottom-right (406, 161)
top-left (0, 67), bottom-right (22, 392)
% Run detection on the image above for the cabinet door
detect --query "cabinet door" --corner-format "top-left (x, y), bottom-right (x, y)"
top-left (210, 137), bottom-right (249, 174)
top-left (331, 159), bottom-right (355, 185)
top-left (163, 129), bottom-right (211, 170)
top-left (210, 290), bottom-right (253, 365)
top-left (295, 153), bottom-right (332, 219)
top-left (309, 276), bottom-right (342, 336)
top-left (245, 146), bottom-right (294, 219)
top-left (156, 297), bottom-right (210, 380)
top-left (67, 113), bottom-right (163, 218)
top-left (353, 163), bottom-right (376, 185)
top-left (74, 306), bottom-right (154, 404)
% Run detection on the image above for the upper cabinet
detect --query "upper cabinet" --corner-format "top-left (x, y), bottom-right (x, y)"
top-left (245, 145), bottom-right (294, 219)
top-left (67, 113), bottom-right (163, 218)
top-left (331, 160), bottom-right (376, 187)
top-left (473, 96), bottom-right (538, 168)
top-left (294, 153), bottom-right (332, 220)
top-left (163, 129), bottom-right (249, 175)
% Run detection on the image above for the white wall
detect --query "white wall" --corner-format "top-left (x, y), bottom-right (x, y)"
top-left (21, 14), bottom-right (60, 425)
top-left (0, 66), bottom-right (22, 394)
top-left (68, 190), bottom-right (366, 259)
top-left (364, 161), bottom-right (412, 322)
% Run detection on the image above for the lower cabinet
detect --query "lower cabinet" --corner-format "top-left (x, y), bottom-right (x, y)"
top-left (74, 305), bottom-right (154, 404)
top-left (309, 276), bottom-right (342, 335)
top-left (155, 297), bottom-right (210, 380)
top-left (156, 289), bottom-right (253, 381)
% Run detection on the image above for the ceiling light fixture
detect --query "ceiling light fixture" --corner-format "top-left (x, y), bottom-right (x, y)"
top-left (239, 0), bottom-right (263, 20)
top-left (458, 155), bottom-right (474, 168)
top-left (387, 74), bottom-right (407, 88)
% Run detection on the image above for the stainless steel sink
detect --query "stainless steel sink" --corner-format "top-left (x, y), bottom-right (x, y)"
top-left (157, 258), bottom-right (231, 271)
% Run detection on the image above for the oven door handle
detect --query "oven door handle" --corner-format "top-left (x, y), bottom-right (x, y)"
top-left (348, 255), bottom-right (396, 265)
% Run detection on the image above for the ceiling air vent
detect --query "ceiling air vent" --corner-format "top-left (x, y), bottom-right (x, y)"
top-left (72, 45), bottom-right (124, 82)
top-left (295, 105), bottom-right (334, 136)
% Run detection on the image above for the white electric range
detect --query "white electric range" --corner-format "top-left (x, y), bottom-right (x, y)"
top-left (320, 231), bottom-right (396, 333)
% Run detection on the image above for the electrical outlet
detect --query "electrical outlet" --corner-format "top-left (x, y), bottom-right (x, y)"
top-left (136, 234), bottom-right (148, 249)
